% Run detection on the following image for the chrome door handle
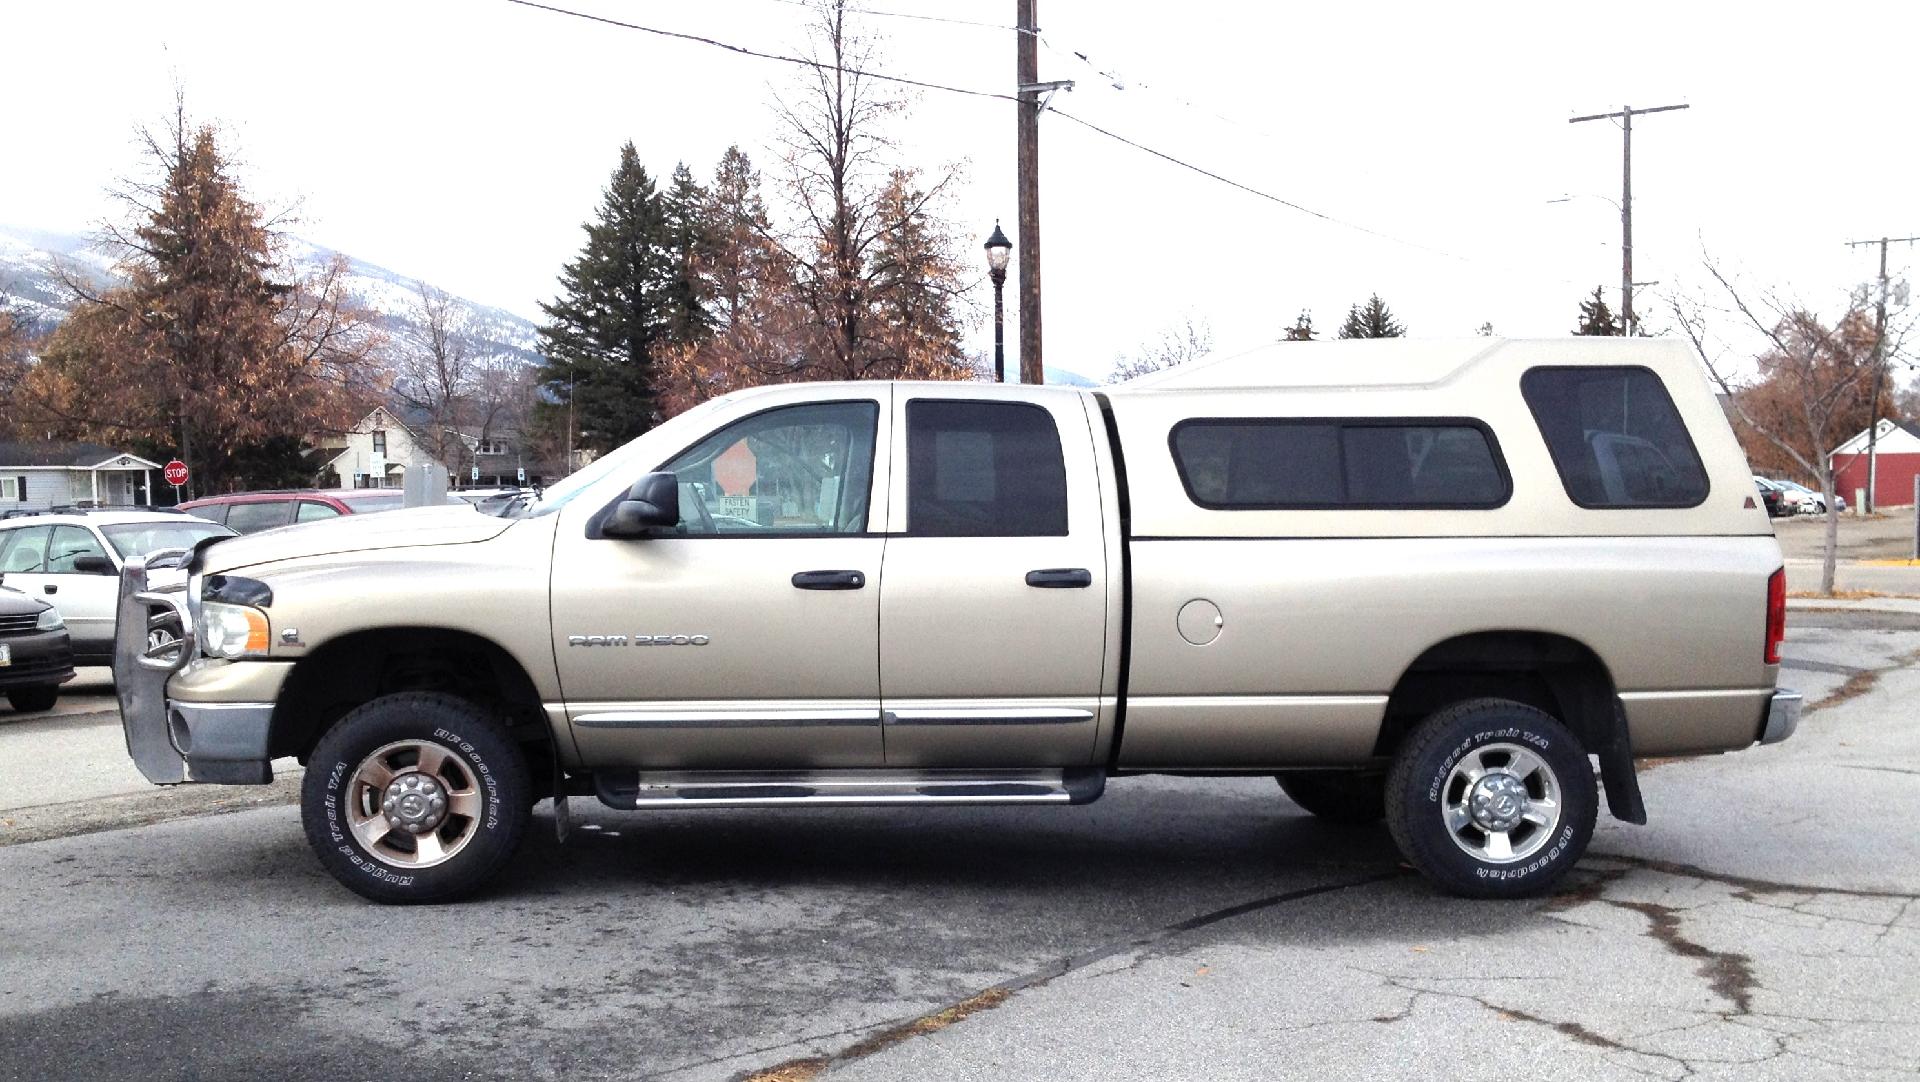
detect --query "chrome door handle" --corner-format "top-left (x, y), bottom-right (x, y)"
top-left (792, 570), bottom-right (866, 590)
top-left (1025, 568), bottom-right (1092, 589)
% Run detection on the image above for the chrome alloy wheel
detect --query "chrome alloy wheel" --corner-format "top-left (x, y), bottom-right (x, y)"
top-left (1441, 742), bottom-right (1562, 864)
top-left (345, 739), bottom-right (484, 869)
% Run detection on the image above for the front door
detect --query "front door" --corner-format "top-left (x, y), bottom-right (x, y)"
top-left (878, 391), bottom-right (1113, 767)
top-left (551, 395), bottom-right (891, 769)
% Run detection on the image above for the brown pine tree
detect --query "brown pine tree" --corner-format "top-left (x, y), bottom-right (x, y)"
top-left (11, 104), bottom-right (382, 494)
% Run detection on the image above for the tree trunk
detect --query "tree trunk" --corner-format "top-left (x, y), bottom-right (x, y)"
top-left (1820, 470), bottom-right (1839, 595)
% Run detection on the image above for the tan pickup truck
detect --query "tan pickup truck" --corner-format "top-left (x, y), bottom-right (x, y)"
top-left (115, 337), bottom-right (1798, 904)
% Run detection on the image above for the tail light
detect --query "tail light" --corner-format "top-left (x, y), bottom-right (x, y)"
top-left (1765, 567), bottom-right (1786, 665)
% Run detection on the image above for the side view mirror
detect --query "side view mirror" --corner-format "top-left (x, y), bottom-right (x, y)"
top-left (601, 472), bottom-right (681, 539)
top-left (73, 555), bottom-right (116, 575)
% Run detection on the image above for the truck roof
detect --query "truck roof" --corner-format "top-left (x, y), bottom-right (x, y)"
top-left (1113, 336), bottom-right (1701, 393)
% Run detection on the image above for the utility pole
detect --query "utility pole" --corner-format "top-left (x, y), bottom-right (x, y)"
top-left (1570, 103), bottom-right (1688, 336)
top-left (1845, 234), bottom-right (1920, 512)
top-left (1016, 0), bottom-right (1042, 384)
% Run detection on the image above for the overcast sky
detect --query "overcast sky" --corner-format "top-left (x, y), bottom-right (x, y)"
top-left (6, 0), bottom-right (1919, 383)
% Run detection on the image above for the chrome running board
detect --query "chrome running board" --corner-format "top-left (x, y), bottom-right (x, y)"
top-left (594, 768), bottom-right (1106, 809)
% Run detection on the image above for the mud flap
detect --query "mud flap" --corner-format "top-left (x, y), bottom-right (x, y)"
top-left (1597, 699), bottom-right (1647, 825)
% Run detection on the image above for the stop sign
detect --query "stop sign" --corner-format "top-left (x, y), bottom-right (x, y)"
top-left (163, 460), bottom-right (189, 487)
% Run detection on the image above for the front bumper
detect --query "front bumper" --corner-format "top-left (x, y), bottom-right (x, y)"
top-left (115, 552), bottom-right (275, 785)
top-left (0, 629), bottom-right (75, 689)
top-left (1760, 688), bottom-right (1803, 745)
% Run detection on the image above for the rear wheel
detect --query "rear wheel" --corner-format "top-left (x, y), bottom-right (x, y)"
top-left (301, 692), bottom-right (531, 904)
top-left (1385, 697), bottom-right (1597, 899)
top-left (6, 685), bottom-right (59, 713)
top-left (1276, 772), bottom-right (1385, 824)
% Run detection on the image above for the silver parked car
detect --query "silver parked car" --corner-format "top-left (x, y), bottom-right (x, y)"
top-left (0, 511), bottom-right (234, 664)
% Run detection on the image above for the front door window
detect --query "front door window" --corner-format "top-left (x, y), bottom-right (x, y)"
top-left (661, 401), bottom-right (878, 535)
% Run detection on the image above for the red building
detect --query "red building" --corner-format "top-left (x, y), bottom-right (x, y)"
top-left (1831, 419), bottom-right (1920, 507)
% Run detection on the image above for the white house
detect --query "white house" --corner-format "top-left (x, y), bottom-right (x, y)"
top-left (0, 442), bottom-right (165, 510)
top-left (315, 408), bottom-right (446, 489)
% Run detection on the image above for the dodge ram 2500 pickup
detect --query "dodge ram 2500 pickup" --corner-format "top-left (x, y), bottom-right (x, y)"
top-left (115, 337), bottom-right (1799, 903)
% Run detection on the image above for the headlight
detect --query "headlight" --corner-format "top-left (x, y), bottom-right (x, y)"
top-left (201, 601), bottom-right (270, 659)
top-left (35, 607), bottom-right (63, 631)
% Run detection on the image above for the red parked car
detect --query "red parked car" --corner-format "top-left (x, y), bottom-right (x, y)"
top-left (178, 489), bottom-right (410, 534)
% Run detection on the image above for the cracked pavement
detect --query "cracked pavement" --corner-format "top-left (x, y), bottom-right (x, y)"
top-left (1, 613), bottom-right (1917, 1081)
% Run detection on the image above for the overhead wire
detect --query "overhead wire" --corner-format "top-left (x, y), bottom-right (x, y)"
top-left (510, 0), bottom-right (1585, 284)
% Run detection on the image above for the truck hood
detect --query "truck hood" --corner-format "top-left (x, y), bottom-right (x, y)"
top-left (198, 506), bottom-right (517, 573)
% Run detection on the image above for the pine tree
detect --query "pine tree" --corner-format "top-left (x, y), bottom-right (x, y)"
top-left (1336, 294), bottom-right (1406, 339)
top-left (1282, 310), bottom-right (1316, 341)
top-left (1575, 286), bottom-right (1622, 336)
top-left (536, 142), bottom-right (699, 452)
top-left (10, 106), bottom-right (376, 494)
top-left (869, 168), bottom-right (970, 378)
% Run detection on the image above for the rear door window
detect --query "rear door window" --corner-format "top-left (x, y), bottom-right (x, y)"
top-left (0, 526), bottom-right (51, 572)
top-left (1521, 366), bottom-right (1709, 508)
top-left (222, 501), bottom-right (294, 534)
top-left (906, 400), bottom-right (1068, 536)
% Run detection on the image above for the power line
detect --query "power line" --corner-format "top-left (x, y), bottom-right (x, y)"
top-left (507, 0), bottom-right (1579, 284)
top-left (503, 0), bottom-right (1017, 100)
top-left (736, 0), bottom-right (1030, 35)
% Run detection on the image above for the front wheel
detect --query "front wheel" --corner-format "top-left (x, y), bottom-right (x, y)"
top-left (7, 685), bottom-right (59, 713)
top-left (1385, 698), bottom-right (1597, 899)
top-left (301, 692), bottom-right (532, 904)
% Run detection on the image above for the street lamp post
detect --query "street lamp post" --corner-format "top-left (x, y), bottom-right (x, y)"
top-left (984, 222), bottom-right (1012, 382)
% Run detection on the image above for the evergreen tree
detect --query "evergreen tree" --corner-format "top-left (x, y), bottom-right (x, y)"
top-left (10, 106), bottom-right (377, 494)
top-left (869, 168), bottom-right (969, 376)
top-left (1336, 294), bottom-right (1406, 339)
top-left (1575, 286), bottom-right (1622, 336)
top-left (1282, 310), bottom-right (1316, 341)
top-left (536, 143), bottom-right (700, 452)
top-left (662, 162), bottom-right (714, 345)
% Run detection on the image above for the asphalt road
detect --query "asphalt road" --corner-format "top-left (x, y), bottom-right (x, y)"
top-left (2, 616), bottom-right (1917, 1082)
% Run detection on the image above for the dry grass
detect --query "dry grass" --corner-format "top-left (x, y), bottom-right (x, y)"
top-left (740, 987), bottom-right (1014, 1082)
top-left (1786, 589), bottom-right (1920, 600)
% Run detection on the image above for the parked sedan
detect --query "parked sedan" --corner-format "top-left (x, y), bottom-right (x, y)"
top-left (0, 586), bottom-right (75, 712)
top-left (0, 511), bottom-right (234, 665)
top-left (1774, 479), bottom-right (1845, 515)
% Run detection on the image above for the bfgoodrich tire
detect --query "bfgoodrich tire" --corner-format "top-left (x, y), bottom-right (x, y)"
top-left (1385, 698), bottom-right (1597, 899)
top-left (301, 692), bottom-right (531, 904)
top-left (7, 685), bottom-right (59, 713)
top-left (1277, 772), bottom-right (1386, 824)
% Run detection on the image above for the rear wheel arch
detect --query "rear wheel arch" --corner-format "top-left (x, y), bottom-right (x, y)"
top-left (1376, 630), bottom-right (1640, 823)
top-left (1376, 631), bottom-right (1620, 757)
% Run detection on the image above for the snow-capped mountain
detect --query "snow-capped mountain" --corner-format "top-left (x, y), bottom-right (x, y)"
top-left (0, 224), bottom-right (542, 366)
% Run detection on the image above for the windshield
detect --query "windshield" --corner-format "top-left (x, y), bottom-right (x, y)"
top-left (100, 521), bottom-right (235, 560)
top-left (338, 492), bottom-right (406, 513)
top-left (528, 395), bottom-right (732, 516)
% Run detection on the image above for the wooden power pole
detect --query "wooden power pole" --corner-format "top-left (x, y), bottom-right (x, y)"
top-left (1570, 103), bottom-right (1688, 336)
top-left (1016, 0), bottom-right (1042, 384)
top-left (1845, 234), bottom-right (1920, 512)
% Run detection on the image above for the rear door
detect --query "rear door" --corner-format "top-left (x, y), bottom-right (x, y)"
top-left (878, 390), bottom-right (1112, 767)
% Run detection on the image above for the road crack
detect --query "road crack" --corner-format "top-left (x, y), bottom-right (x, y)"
top-left (730, 869), bottom-right (1403, 1081)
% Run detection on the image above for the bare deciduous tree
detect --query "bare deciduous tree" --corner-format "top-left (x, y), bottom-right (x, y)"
top-left (1672, 260), bottom-right (1896, 594)
top-left (1111, 316), bottom-right (1214, 382)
